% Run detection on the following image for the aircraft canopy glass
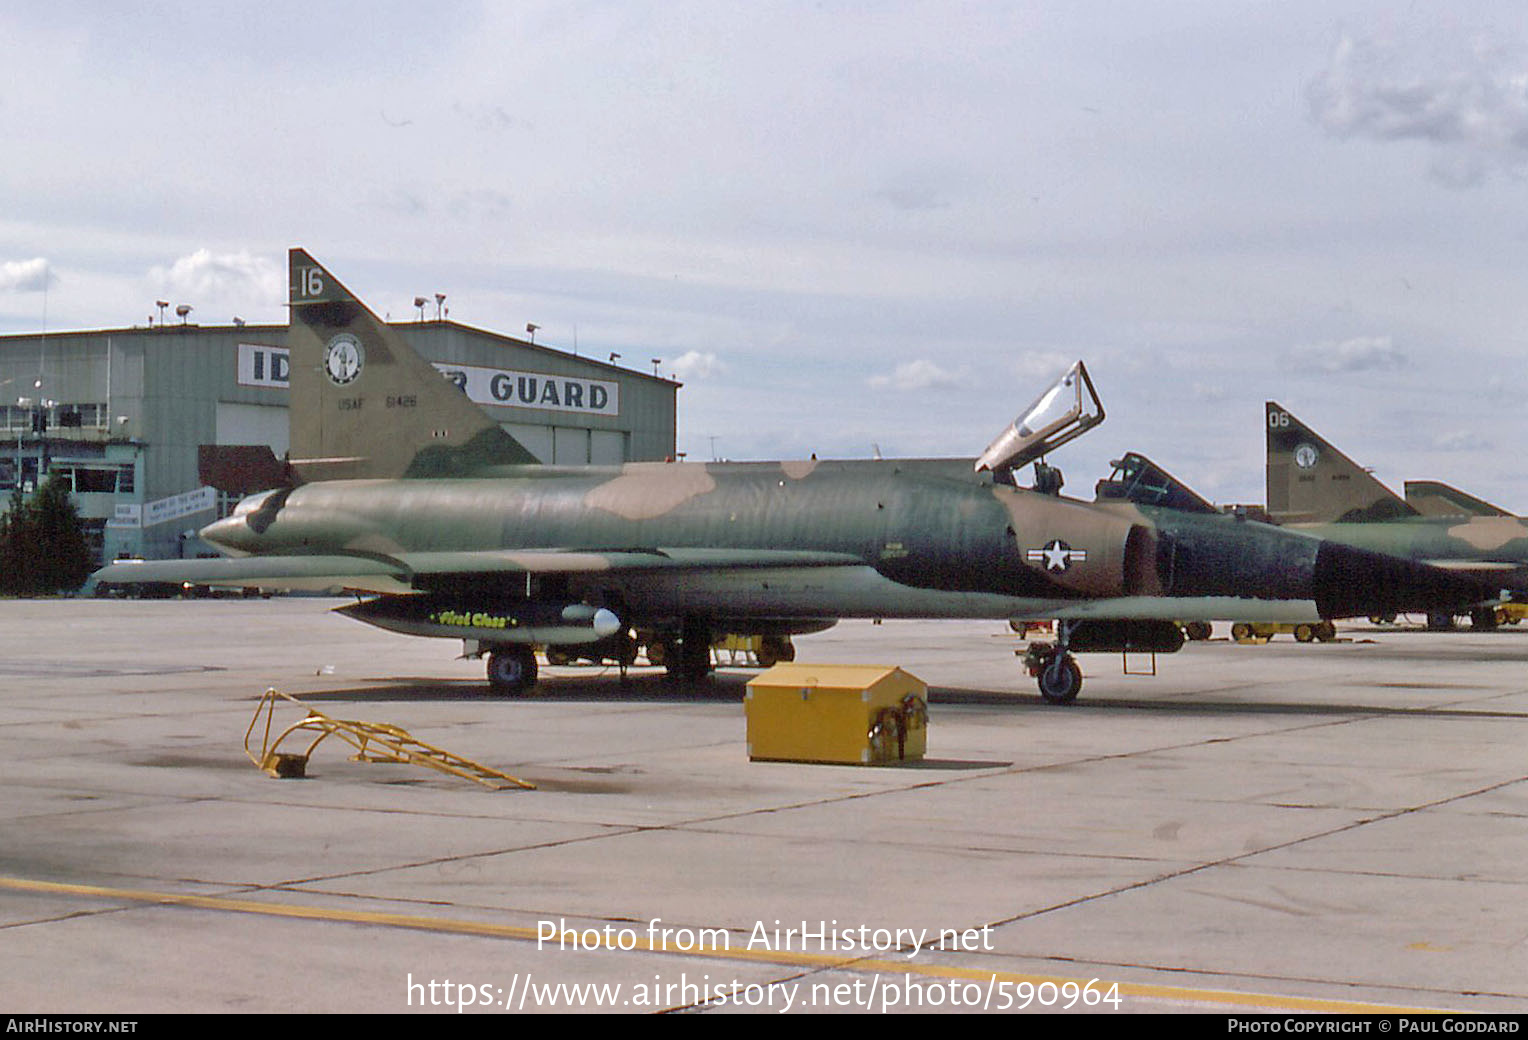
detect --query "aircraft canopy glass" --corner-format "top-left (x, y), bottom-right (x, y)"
top-left (975, 360), bottom-right (1104, 474)
top-left (1094, 451), bottom-right (1218, 514)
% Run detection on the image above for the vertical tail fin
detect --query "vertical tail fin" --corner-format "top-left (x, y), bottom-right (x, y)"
top-left (287, 249), bottom-right (539, 481)
top-left (1265, 402), bottom-right (1416, 523)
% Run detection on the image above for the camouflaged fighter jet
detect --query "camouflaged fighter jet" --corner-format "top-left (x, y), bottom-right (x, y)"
top-left (1266, 402), bottom-right (1528, 628)
top-left (91, 251), bottom-right (1496, 703)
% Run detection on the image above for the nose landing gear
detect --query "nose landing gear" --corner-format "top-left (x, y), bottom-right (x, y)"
top-left (1034, 651), bottom-right (1082, 703)
top-left (1022, 619), bottom-right (1082, 704)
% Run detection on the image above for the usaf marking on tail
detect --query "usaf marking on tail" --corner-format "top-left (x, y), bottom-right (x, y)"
top-left (91, 251), bottom-right (1493, 703)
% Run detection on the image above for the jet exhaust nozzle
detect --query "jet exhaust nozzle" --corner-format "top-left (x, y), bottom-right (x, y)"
top-left (339, 597), bottom-right (623, 644)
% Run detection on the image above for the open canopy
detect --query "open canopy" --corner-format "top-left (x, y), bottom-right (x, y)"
top-left (975, 360), bottom-right (1104, 475)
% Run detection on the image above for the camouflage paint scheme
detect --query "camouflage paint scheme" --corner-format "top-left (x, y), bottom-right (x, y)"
top-left (1265, 402), bottom-right (1528, 596)
top-left (92, 253), bottom-right (1496, 696)
top-left (1404, 480), bottom-right (1512, 519)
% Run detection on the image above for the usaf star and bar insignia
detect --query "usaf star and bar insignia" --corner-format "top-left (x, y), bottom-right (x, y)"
top-left (1026, 539), bottom-right (1087, 573)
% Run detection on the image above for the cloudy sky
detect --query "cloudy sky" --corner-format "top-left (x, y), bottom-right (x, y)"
top-left (5, 2), bottom-right (1528, 508)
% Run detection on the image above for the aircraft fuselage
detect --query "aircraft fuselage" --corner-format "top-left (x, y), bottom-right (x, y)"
top-left (201, 457), bottom-right (1352, 627)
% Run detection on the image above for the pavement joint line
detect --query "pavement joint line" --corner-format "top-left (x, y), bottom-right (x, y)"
top-left (22, 700), bottom-right (1516, 901)
top-left (980, 770), bottom-right (1528, 942)
top-left (0, 874), bottom-right (1455, 1014)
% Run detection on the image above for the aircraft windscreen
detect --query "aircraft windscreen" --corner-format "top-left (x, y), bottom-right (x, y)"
top-left (232, 489), bottom-right (279, 517)
top-left (975, 360), bottom-right (1104, 474)
top-left (1094, 452), bottom-right (1218, 514)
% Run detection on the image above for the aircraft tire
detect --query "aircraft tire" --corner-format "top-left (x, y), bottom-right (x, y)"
top-left (1037, 654), bottom-right (1082, 705)
top-left (487, 647), bottom-right (538, 695)
top-left (673, 619), bottom-right (712, 681)
top-left (674, 643), bottom-right (711, 681)
top-left (1471, 607), bottom-right (1499, 631)
top-left (1426, 611), bottom-right (1455, 632)
top-left (757, 636), bottom-right (788, 667)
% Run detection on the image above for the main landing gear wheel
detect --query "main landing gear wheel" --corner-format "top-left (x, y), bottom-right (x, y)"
top-left (486, 646), bottom-right (538, 695)
top-left (673, 640), bottom-right (712, 681)
top-left (1037, 653), bottom-right (1082, 704)
top-left (756, 635), bottom-right (795, 667)
top-left (668, 618), bottom-right (713, 682)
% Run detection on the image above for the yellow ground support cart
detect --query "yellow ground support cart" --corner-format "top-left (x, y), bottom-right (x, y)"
top-left (744, 663), bottom-right (927, 765)
top-left (1230, 621), bottom-right (1337, 644)
top-left (1495, 603), bottom-right (1528, 625)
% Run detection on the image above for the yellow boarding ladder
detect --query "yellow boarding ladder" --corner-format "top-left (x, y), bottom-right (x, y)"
top-left (244, 688), bottom-right (535, 791)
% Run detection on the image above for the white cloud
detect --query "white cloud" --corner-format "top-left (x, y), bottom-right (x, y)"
top-left (0, 258), bottom-right (55, 293)
top-left (872, 169), bottom-right (952, 213)
top-left (1434, 429), bottom-right (1493, 452)
top-left (148, 249), bottom-right (282, 312)
top-left (868, 358), bottom-right (967, 391)
top-left (1308, 32), bottom-right (1528, 184)
top-left (1011, 352), bottom-right (1076, 382)
top-left (1292, 335), bottom-right (1406, 374)
top-left (668, 350), bottom-right (725, 380)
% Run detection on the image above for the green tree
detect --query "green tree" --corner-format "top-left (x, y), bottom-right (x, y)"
top-left (0, 477), bottom-right (93, 595)
top-left (0, 487), bottom-right (30, 595)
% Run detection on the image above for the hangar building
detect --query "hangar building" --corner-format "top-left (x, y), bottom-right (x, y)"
top-left (0, 319), bottom-right (679, 565)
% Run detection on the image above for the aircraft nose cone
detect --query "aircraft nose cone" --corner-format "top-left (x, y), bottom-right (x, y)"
top-left (1311, 541), bottom-right (1494, 619)
top-left (199, 514), bottom-right (246, 552)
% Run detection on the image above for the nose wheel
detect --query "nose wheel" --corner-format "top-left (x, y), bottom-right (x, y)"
top-left (1022, 620), bottom-right (1083, 704)
top-left (1035, 651), bottom-right (1082, 703)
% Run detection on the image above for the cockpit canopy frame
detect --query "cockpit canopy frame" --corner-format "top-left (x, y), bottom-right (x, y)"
top-left (975, 360), bottom-right (1104, 475)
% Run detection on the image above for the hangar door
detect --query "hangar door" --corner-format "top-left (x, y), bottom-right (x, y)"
top-left (216, 402), bottom-right (289, 455)
top-left (503, 425), bottom-right (627, 465)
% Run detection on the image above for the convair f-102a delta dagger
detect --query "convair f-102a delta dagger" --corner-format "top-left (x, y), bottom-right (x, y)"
top-left (94, 250), bottom-right (1494, 703)
top-left (1264, 401), bottom-right (1528, 629)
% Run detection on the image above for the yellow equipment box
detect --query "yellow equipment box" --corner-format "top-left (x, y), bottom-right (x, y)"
top-left (744, 663), bottom-right (928, 765)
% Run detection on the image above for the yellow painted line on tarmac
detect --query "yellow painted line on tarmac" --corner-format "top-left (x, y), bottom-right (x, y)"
top-left (3, 874), bottom-right (1452, 1014)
